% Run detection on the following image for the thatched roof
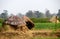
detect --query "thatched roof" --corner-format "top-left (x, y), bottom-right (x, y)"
top-left (5, 16), bottom-right (26, 25)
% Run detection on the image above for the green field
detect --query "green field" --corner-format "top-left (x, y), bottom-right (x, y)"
top-left (34, 23), bottom-right (60, 30)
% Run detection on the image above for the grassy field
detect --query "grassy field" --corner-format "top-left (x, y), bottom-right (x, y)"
top-left (34, 23), bottom-right (60, 30)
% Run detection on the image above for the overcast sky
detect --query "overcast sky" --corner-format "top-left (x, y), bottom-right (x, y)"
top-left (0, 0), bottom-right (60, 15)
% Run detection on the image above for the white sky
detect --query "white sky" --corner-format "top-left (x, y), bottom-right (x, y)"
top-left (0, 0), bottom-right (60, 15)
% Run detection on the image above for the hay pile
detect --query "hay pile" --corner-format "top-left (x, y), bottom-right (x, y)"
top-left (0, 15), bottom-right (34, 39)
top-left (49, 16), bottom-right (60, 23)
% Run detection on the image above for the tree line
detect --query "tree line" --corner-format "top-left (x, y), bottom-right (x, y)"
top-left (0, 9), bottom-right (60, 19)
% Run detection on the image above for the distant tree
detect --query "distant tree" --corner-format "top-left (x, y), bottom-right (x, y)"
top-left (57, 9), bottom-right (60, 17)
top-left (34, 11), bottom-right (40, 18)
top-left (0, 10), bottom-right (8, 19)
top-left (34, 11), bottom-right (44, 18)
top-left (26, 10), bottom-right (36, 18)
top-left (39, 12), bottom-right (45, 18)
top-left (45, 9), bottom-right (51, 18)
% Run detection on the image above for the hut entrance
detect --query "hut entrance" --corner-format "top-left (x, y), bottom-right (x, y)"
top-left (26, 21), bottom-right (34, 29)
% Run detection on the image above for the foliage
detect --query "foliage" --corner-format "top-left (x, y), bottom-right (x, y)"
top-left (0, 18), bottom-right (4, 28)
top-left (58, 18), bottom-right (60, 21)
top-left (57, 9), bottom-right (60, 17)
top-left (0, 10), bottom-right (8, 19)
top-left (45, 9), bottom-right (51, 18)
top-left (30, 18), bottom-right (50, 23)
top-left (0, 23), bottom-right (2, 27)
top-left (0, 18), bottom-right (4, 23)
top-left (26, 10), bottom-right (45, 18)
top-left (26, 10), bottom-right (35, 18)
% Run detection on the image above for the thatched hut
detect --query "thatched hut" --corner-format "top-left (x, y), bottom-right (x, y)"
top-left (2, 15), bottom-right (34, 32)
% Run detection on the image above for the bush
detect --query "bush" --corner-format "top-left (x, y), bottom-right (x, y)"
top-left (30, 18), bottom-right (51, 23)
top-left (0, 18), bottom-right (4, 23)
top-left (0, 18), bottom-right (4, 27)
top-left (58, 18), bottom-right (60, 21)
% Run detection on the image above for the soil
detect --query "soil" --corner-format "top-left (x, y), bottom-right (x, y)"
top-left (0, 31), bottom-right (32, 39)
top-left (0, 30), bottom-right (60, 39)
top-left (26, 30), bottom-right (60, 38)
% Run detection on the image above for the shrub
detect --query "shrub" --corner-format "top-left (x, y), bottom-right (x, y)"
top-left (30, 18), bottom-right (51, 23)
top-left (0, 18), bottom-right (4, 23)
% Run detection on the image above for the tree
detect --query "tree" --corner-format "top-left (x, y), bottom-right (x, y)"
top-left (0, 10), bottom-right (8, 19)
top-left (45, 9), bottom-right (51, 18)
top-left (34, 11), bottom-right (40, 18)
top-left (34, 11), bottom-right (44, 18)
top-left (39, 12), bottom-right (45, 18)
top-left (57, 9), bottom-right (60, 17)
top-left (26, 10), bottom-right (36, 18)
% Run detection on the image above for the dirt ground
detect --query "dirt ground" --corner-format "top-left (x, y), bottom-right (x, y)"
top-left (0, 30), bottom-right (60, 39)
top-left (28, 30), bottom-right (60, 37)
